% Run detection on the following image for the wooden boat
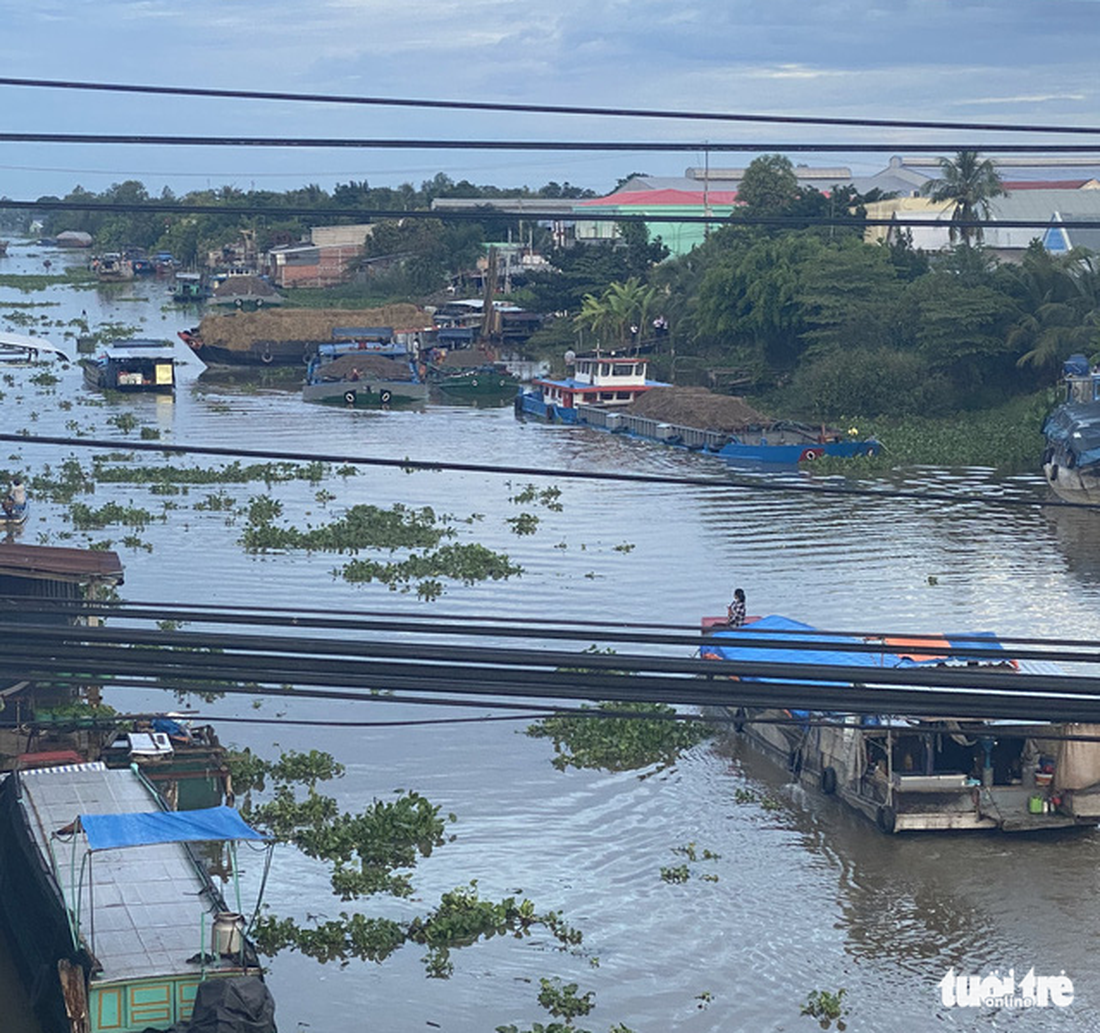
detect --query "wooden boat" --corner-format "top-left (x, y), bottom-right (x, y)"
top-left (82, 339), bottom-right (175, 394)
top-left (0, 498), bottom-right (28, 528)
top-left (701, 614), bottom-right (1100, 833)
top-left (303, 350), bottom-right (428, 408)
top-left (516, 353), bottom-right (880, 464)
top-left (0, 761), bottom-right (274, 1033)
top-left (1041, 353), bottom-right (1100, 503)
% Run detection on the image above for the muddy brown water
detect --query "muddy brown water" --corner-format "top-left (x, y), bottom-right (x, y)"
top-left (3, 244), bottom-right (1100, 1032)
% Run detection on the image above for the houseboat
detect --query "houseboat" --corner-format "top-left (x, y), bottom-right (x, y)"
top-left (0, 762), bottom-right (274, 1033)
top-left (82, 339), bottom-right (175, 393)
top-left (1041, 353), bottom-right (1100, 503)
top-left (701, 615), bottom-right (1100, 833)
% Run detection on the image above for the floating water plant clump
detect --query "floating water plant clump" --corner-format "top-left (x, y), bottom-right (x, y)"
top-left (527, 701), bottom-right (713, 773)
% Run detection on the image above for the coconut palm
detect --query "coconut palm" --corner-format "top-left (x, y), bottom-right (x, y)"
top-left (574, 277), bottom-right (659, 349)
top-left (920, 151), bottom-right (1007, 246)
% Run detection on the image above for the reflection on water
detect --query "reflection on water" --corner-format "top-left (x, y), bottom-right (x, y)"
top-left (3, 244), bottom-right (1100, 1031)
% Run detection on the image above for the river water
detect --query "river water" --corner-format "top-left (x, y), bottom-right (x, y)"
top-left (3, 244), bottom-right (1100, 1032)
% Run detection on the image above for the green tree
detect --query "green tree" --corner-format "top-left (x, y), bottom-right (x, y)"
top-left (734, 154), bottom-right (800, 214)
top-left (920, 150), bottom-right (1007, 246)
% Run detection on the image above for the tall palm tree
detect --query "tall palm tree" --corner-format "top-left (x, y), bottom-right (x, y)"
top-left (920, 151), bottom-right (1007, 246)
top-left (574, 277), bottom-right (659, 349)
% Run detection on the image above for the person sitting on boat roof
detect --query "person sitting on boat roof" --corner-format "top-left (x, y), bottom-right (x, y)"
top-left (727, 587), bottom-right (746, 628)
top-left (12, 478), bottom-right (24, 507)
top-left (349, 367), bottom-right (361, 381)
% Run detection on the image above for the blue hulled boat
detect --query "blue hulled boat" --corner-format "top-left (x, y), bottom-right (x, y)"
top-left (515, 352), bottom-right (880, 465)
top-left (1041, 353), bottom-right (1100, 503)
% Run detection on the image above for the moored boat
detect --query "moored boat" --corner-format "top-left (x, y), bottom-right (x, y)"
top-left (82, 339), bottom-right (176, 394)
top-left (1041, 353), bottom-right (1100, 503)
top-left (169, 271), bottom-right (211, 304)
top-left (516, 355), bottom-right (880, 465)
top-left (434, 362), bottom-right (520, 396)
top-left (303, 350), bottom-right (428, 408)
top-left (93, 253), bottom-right (134, 282)
top-left (701, 614), bottom-right (1100, 833)
top-left (0, 761), bottom-right (275, 1033)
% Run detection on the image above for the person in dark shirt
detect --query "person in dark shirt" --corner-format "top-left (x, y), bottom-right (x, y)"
top-left (727, 587), bottom-right (746, 627)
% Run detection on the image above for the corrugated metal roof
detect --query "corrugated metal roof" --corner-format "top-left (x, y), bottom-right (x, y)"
top-left (0, 543), bottom-right (124, 584)
top-left (18, 765), bottom-right (239, 983)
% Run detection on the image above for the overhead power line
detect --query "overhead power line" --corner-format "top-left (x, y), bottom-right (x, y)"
top-left (3, 132), bottom-right (1100, 155)
top-left (4, 620), bottom-right (1100, 723)
top-left (2, 76), bottom-right (1100, 137)
top-left (1, 432), bottom-right (1089, 512)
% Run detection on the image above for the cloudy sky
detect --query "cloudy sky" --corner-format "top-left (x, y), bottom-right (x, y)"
top-left (1, 0), bottom-right (1099, 201)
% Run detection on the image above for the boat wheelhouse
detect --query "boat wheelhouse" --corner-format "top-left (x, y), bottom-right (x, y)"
top-left (517, 351), bottom-right (667, 421)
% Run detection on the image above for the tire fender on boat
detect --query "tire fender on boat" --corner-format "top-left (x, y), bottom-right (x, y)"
top-left (471, 378), bottom-right (479, 387)
top-left (788, 748), bottom-right (803, 777)
top-left (261, 351), bottom-right (273, 365)
top-left (821, 766), bottom-right (838, 795)
top-left (1051, 464), bottom-right (1059, 481)
top-left (343, 390), bottom-right (357, 406)
top-left (876, 804), bottom-right (896, 834)
top-left (733, 707), bottom-right (746, 733)
top-left (800, 448), bottom-right (821, 462)
top-left (380, 389), bottom-right (393, 405)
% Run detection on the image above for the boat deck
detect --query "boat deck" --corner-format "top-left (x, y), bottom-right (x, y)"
top-left (19, 764), bottom-right (234, 983)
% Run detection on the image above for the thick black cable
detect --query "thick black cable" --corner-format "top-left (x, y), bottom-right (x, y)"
top-left (2, 432), bottom-right (1087, 512)
top-left (3, 76), bottom-right (1100, 138)
top-left (6, 132), bottom-right (1100, 154)
top-left (4, 624), bottom-right (1100, 721)
top-left (2, 598), bottom-right (1093, 665)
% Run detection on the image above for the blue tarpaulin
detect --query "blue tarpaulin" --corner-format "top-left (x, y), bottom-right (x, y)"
top-left (80, 805), bottom-right (265, 852)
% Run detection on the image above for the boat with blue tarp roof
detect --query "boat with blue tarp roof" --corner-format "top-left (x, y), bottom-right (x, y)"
top-left (81, 338), bottom-right (176, 394)
top-left (0, 761), bottom-right (275, 1033)
top-left (701, 614), bottom-right (1100, 833)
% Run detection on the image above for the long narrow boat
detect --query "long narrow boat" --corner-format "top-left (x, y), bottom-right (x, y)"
top-left (1041, 353), bottom-right (1100, 503)
top-left (516, 352), bottom-right (880, 464)
top-left (0, 762), bottom-right (274, 1033)
top-left (701, 614), bottom-right (1100, 833)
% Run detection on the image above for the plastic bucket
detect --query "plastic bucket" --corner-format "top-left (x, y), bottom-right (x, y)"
top-left (1028, 794), bottom-right (1045, 815)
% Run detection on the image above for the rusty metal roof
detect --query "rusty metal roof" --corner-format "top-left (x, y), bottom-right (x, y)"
top-left (0, 543), bottom-right (124, 583)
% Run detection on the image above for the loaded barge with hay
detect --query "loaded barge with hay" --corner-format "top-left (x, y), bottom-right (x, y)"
top-left (516, 353), bottom-right (880, 464)
top-left (178, 304), bottom-right (433, 367)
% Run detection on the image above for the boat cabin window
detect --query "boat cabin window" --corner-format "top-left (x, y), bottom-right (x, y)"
top-left (599, 363), bottom-right (611, 377)
top-left (612, 363), bottom-right (635, 377)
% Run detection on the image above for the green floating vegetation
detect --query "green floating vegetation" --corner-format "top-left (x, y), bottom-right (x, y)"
top-left (240, 497), bottom-right (521, 596)
top-left (341, 543), bottom-right (522, 595)
top-left (527, 701), bottom-right (713, 773)
top-left (241, 498), bottom-right (451, 553)
top-left (93, 458), bottom-right (330, 487)
top-left (69, 501), bottom-right (157, 530)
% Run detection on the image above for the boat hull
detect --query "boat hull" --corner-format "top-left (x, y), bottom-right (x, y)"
top-left (515, 391), bottom-right (881, 464)
top-left (183, 338), bottom-right (317, 367)
top-left (304, 378), bottom-right (429, 407)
